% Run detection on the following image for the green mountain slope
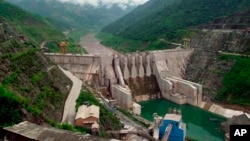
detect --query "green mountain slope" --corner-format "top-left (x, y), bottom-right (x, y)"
top-left (0, 22), bottom-right (71, 126)
top-left (184, 10), bottom-right (250, 107)
top-left (0, 1), bottom-right (122, 133)
top-left (102, 0), bottom-right (176, 35)
top-left (0, 0), bottom-right (64, 44)
top-left (0, 0), bottom-right (70, 126)
top-left (102, 0), bottom-right (250, 41)
top-left (6, 0), bottom-right (135, 40)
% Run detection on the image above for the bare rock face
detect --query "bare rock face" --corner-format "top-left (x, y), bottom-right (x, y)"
top-left (185, 32), bottom-right (250, 100)
top-left (184, 9), bottom-right (250, 100)
top-left (0, 23), bottom-right (8, 42)
top-left (199, 10), bottom-right (250, 30)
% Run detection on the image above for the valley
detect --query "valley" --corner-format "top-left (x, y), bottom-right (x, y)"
top-left (1, 0), bottom-right (250, 141)
top-left (79, 34), bottom-right (114, 55)
top-left (43, 32), bottom-right (247, 141)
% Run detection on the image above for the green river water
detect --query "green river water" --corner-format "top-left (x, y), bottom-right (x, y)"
top-left (140, 99), bottom-right (227, 141)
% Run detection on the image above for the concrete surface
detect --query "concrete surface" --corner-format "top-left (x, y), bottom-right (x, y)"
top-left (111, 84), bottom-right (132, 109)
top-left (209, 103), bottom-right (244, 118)
top-left (59, 66), bottom-right (83, 124)
top-left (45, 48), bottom-right (201, 108)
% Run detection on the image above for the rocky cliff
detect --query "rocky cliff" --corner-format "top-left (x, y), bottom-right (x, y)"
top-left (184, 10), bottom-right (250, 104)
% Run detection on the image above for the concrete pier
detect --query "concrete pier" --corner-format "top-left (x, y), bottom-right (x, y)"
top-left (123, 57), bottom-right (130, 80)
top-left (131, 56), bottom-right (137, 78)
top-left (138, 56), bottom-right (144, 78)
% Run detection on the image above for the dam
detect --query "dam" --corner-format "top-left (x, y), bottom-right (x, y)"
top-left (45, 47), bottom-right (203, 111)
top-left (44, 37), bottom-right (247, 140)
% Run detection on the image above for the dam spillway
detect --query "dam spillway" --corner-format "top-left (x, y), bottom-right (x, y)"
top-left (45, 48), bottom-right (203, 111)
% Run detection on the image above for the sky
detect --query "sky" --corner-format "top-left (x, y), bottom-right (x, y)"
top-left (55, 0), bottom-right (149, 7)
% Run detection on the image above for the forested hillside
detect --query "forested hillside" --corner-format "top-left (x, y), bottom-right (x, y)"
top-left (100, 0), bottom-right (250, 107)
top-left (0, 22), bottom-right (71, 126)
top-left (0, 0), bottom-right (65, 44)
top-left (0, 1), bottom-right (123, 133)
top-left (0, 0), bottom-right (72, 127)
top-left (102, 0), bottom-right (250, 42)
top-left (6, 0), bottom-right (134, 41)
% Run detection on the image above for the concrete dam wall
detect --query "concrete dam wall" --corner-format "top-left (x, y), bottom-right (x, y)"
top-left (45, 48), bottom-right (202, 110)
top-left (45, 53), bottom-right (102, 83)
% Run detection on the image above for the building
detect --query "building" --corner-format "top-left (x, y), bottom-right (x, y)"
top-left (1, 121), bottom-right (106, 141)
top-left (132, 102), bottom-right (141, 115)
top-left (151, 109), bottom-right (186, 141)
top-left (75, 105), bottom-right (100, 132)
top-left (159, 113), bottom-right (186, 141)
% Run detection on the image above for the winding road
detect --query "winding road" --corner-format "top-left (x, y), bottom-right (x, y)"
top-left (59, 66), bottom-right (83, 124)
top-left (60, 34), bottom-right (147, 132)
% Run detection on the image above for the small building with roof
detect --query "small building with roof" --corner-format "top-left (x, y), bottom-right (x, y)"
top-left (1, 121), bottom-right (106, 141)
top-left (149, 109), bottom-right (186, 141)
top-left (75, 105), bottom-right (100, 132)
top-left (159, 113), bottom-right (186, 141)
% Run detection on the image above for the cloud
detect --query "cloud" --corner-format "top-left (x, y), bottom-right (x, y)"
top-left (54, 0), bottom-right (148, 7)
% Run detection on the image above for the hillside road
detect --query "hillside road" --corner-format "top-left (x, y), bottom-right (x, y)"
top-left (59, 66), bottom-right (82, 124)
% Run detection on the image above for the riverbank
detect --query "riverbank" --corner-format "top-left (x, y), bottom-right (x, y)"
top-left (199, 101), bottom-right (245, 118)
top-left (79, 34), bottom-right (114, 55)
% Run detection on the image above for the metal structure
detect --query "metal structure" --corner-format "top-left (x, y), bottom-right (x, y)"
top-left (183, 38), bottom-right (191, 48)
top-left (60, 41), bottom-right (67, 54)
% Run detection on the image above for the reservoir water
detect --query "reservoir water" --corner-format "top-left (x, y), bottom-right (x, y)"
top-left (140, 99), bottom-right (226, 141)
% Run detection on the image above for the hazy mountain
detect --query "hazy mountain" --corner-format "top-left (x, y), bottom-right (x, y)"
top-left (6, 0), bottom-right (135, 31)
top-left (102, 0), bottom-right (250, 41)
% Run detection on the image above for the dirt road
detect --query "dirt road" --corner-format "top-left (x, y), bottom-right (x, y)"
top-left (79, 34), bottom-right (115, 55)
top-left (59, 66), bottom-right (82, 124)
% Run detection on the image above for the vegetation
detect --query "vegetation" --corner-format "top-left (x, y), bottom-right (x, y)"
top-left (75, 87), bottom-right (122, 137)
top-left (0, 28), bottom-right (71, 126)
top-left (0, 1), bottom-right (65, 44)
top-left (0, 86), bottom-right (22, 126)
top-left (101, 0), bottom-right (250, 52)
top-left (117, 108), bottom-right (148, 128)
top-left (67, 29), bottom-right (89, 42)
top-left (45, 38), bottom-right (88, 54)
top-left (216, 55), bottom-right (250, 106)
top-left (56, 123), bottom-right (91, 134)
top-left (6, 0), bottom-right (134, 41)
top-left (96, 32), bottom-right (173, 52)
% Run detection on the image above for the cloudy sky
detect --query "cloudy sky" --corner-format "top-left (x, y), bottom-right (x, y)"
top-left (55, 0), bottom-right (149, 7)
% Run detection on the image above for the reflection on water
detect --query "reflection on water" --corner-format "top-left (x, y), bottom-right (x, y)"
top-left (140, 99), bottom-right (226, 141)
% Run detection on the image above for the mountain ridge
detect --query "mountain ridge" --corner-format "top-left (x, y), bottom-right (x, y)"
top-left (102, 0), bottom-right (250, 41)
top-left (6, 0), bottom-right (135, 34)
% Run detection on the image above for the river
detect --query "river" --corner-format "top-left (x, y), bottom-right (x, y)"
top-left (140, 99), bottom-right (226, 141)
top-left (79, 34), bottom-right (114, 55)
